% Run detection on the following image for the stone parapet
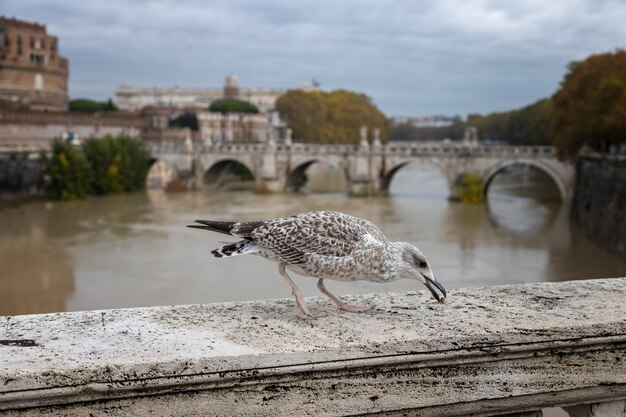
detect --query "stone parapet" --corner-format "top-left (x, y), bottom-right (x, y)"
top-left (1, 278), bottom-right (625, 416)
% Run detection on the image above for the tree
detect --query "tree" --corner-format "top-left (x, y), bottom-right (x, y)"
top-left (169, 112), bottom-right (199, 131)
top-left (389, 115), bottom-right (467, 142)
top-left (389, 123), bottom-right (421, 141)
top-left (69, 98), bottom-right (118, 112)
top-left (44, 135), bottom-right (150, 200)
top-left (82, 135), bottom-right (151, 194)
top-left (276, 89), bottom-right (389, 144)
top-left (209, 99), bottom-right (259, 114)
top-left (44, 140), bottom-right (92, 200)
top-left (551, 50), bottom-right (626, 159)
top-left (465, 99), bottom-right (552, 145)
top-left (506, 99), bottom-right (552, 145)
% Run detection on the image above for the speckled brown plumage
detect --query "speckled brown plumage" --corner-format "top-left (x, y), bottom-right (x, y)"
top-left (188, 211), bottom-right (446, 318)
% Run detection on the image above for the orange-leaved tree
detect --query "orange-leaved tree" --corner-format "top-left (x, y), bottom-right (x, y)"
top-left (551, 49), bottom-right (626, 159)
top-left (276, 90), bottom-right (389, 144)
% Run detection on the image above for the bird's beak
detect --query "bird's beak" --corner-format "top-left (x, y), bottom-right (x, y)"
top-left (421, 273), bottom-right (446, 303)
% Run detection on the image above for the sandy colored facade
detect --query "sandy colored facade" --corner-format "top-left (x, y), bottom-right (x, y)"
top-left (197, 111), bottom-right (272, 144)
top-left (115, 75), bottom-right (319, 114)
top-left (0, 17), bottom-right (68, 111)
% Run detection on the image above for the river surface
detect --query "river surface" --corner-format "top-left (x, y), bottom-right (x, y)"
top-left (1, 163), bottom-right (625, 316)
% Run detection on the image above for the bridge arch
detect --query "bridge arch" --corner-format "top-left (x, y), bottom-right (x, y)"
top-left (286, 159), bottom-right (318, 191)
top-left (287, 158), bottom-right (349, 192)
top-left (483, 159), bottom-right (565, 201)
top-left (203, 158), bottom-right (255, 188)
top-left (381, 160), bottom-right (452, 196)
top-left (381, 162), bottom-right (410, 192)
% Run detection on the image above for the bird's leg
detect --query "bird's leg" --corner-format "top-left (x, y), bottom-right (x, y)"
top-left (278, 263), bottom-right (316, 319)
top-left (317, 279), bottom-right (372, 313)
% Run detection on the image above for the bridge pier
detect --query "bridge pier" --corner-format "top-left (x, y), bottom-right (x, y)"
top-left (256, 142), bottom-right (286, 193)
top-left (347, 152), bottom-right (377, 196)
top-left (256, 177), bottom-right (284, 193)
top-left (346, 143), bottom-right (386, 196)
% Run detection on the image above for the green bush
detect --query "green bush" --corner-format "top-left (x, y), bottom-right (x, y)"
top-left (169, 112), bottom-right (199, 131)
top-left (82, 135), bottom-right (151, 194)
top-left (44, 140), bottom-right (93, 200)
top-left (459, 174), bottom-right (485, 204)
top-left (44, 135), bottom-right (151, 200)
top-left (209, 99), bottom-right (259, 114)
top-left (69, 98), bottom-right (118, 112)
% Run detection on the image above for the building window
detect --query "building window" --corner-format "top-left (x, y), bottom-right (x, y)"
top-left (16, 35), bottom-right (22, 55)
top-left (30, 37), bottom-right (34, 49)
top-left (30, 52), bottom-right (45, 65)
top-left (41, 39), bottom-right (45, 49)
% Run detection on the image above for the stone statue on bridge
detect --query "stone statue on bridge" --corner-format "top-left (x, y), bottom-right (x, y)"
top-left (463, 126), bottom-right (479, 146)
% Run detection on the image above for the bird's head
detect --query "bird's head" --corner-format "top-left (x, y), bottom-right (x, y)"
top-left (396, 242), bottom-right (446, 303)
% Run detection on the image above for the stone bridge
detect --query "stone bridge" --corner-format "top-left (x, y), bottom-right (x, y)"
top-left (150, 141), bottom-right (575, 201)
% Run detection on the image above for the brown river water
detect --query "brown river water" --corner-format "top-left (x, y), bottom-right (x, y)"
top-left (1, 163), bottom-right (625, 316)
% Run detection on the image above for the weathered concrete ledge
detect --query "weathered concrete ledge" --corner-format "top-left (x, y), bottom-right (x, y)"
top-left (1, 278), bottom-right (626, 416)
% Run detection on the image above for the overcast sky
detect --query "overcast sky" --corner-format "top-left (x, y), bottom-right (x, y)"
top-left (3, 0), bottom-right (626, 117)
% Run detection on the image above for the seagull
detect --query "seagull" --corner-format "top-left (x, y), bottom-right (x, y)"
top-left (187, 211), bottom-right (446, 319)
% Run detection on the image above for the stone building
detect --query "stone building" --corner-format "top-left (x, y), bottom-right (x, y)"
top-left (115, 75), bottom-right (318, 114)
top-left (0, 17), bottom-right (68, 111)
top-left (115, 85), bottom-right (223, 112)
top-left (116, 76), bottom-right (318, 143)
top-left (197, 111), bottom-right (271, 144)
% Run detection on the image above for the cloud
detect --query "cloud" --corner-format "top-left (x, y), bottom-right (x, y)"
top-left (3, 0), bottom-right (626, 115)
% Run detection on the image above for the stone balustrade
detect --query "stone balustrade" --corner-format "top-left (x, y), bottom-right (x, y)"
top-left (168, 141), bottom-right (557, 157)
top-left (1, 278), bottom-right (625, 416)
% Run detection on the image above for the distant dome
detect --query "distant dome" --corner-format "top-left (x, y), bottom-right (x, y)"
top-left (225, 75), bottom-right (239, 88)
top-left (223, 75), bottom-right (240, 99)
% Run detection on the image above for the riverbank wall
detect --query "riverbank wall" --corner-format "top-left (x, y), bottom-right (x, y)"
top-left (0, 156), bottom-right (44, 199)
top-left (1, 278), bottom-right (626, 416)
top-left (572, 155), bottom-right (626, 259)
top-left (0, 109), bottom-right (147, 152)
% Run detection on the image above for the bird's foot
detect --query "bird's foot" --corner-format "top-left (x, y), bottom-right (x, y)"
top-left (297, 302), bottom-right (317, 320)
top-left (337, 303), bottom-right (372, 313)
top-left (293, 292), bottom-right (317, 319)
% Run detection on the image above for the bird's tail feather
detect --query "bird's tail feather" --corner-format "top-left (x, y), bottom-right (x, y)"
top-left (212, 240), bottom-right (261, 258)
top-left (187, 220), bottom-right (235, 235)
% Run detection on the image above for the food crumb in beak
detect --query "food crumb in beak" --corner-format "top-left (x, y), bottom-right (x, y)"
top-left (438, 298), bottom-right (446, 304)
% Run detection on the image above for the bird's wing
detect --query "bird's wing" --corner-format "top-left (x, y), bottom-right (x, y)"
top-left (249, 211), bottom-right (385, 264)
top-left (230, 221), bottom-right (265, 238)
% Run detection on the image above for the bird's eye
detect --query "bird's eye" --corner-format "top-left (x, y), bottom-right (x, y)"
top-left (419, 261), bottom-right (427, 268)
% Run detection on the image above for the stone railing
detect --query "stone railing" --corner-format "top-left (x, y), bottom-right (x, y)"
top-left (154, 141), bottom-right (558, 158)
top-left (1, 278), bottom-right (625, 416)
top-left (385, 143), bottom-right (556, 157)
